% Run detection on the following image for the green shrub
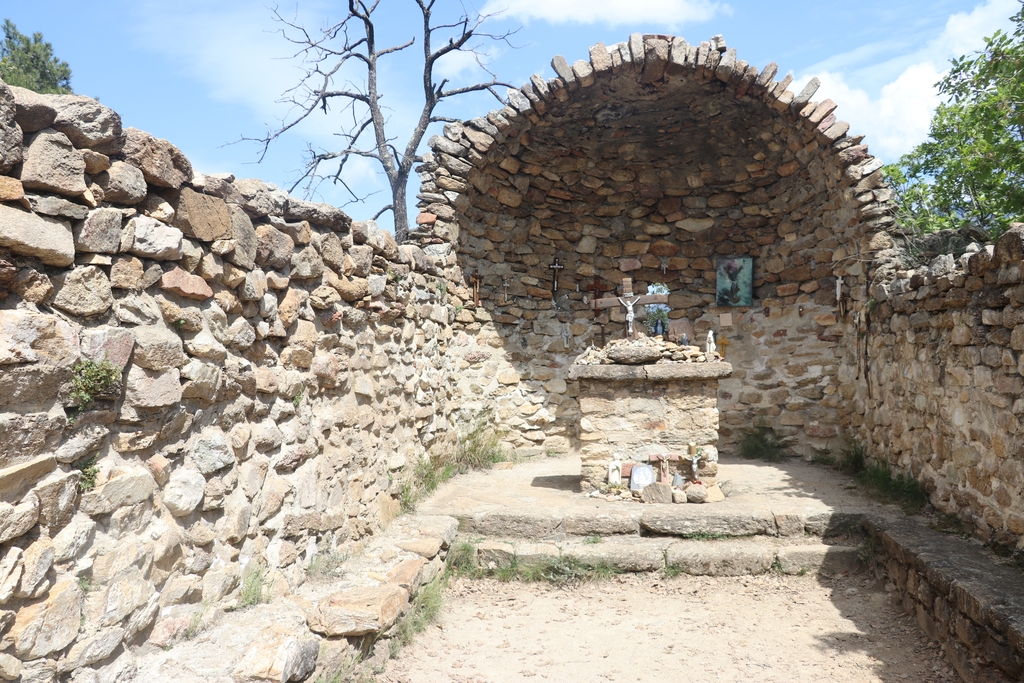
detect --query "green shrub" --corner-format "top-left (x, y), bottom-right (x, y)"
top-left (738, 425), bottom-right (788, 462)
top-left (73, 455), bottom-right (98, 492)
top-left (69, 359), bottom-right (121, 411)
top-left (238, 560), bottom-right (269, 608)
top-left (857, 462), bottom-right (929, 514)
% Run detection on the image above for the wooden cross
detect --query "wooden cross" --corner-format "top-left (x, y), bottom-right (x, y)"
top-left (591, 277), bottom-right (669, 338)
top-left (584, 276), bottom-right (611, 305)
top-left (717, 333), bottom-right (730, 358)
top-left (469, 271), bottom-right (482, 307)
top-left (549, 258), bottom-right (564, 298)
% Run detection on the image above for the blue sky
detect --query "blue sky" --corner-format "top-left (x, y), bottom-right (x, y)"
top-left (5, 0), bottom-right (1016, 231)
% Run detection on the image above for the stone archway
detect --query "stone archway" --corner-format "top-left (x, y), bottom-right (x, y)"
top-left (413, 34), bottom-right (895, 457)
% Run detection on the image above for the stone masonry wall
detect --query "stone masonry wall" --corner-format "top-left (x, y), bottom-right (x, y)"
top-left (0, 79), bottom-right (469, 681)
top-left (416, 33), bottom-right (896, 458)
top-left (860, 228), bottom-right (1024, 553)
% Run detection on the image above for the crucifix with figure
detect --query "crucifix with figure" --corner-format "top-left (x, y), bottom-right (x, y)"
top-left (591, 277), bottom-right (669, 338)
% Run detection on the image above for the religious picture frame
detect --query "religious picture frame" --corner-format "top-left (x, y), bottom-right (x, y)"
top-left (715, 257), bottom-right (753, 307)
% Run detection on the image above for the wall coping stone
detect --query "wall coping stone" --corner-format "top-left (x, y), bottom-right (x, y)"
top-left (568, 362), bottom-right (732, 381)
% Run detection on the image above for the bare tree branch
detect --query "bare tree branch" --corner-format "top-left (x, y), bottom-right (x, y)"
top-left (247, 1), bottom-right (520, 241)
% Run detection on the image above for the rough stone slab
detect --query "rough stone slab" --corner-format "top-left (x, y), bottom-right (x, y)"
top-left (0, 455), bottom-right (56, 505)
top-left (665, 538), bottom-right (776, 576)
top-left (458, 511), bottom-right (562, 538)
top-left (306, 584), bottom-right (409, 637)
top-left (640, 508), bottom-right (776, 537)
top-left (776, 545), bottom-right (859, 576)
top-left (51, 94), bottom-right (123, 151)
top-left (568, 362), bottom-right (732, 381)
top-left (20, 129), bottom-right (86, 197)
top-left (562, 511), bottom-right (640, 536)
top-left (122, 127), bottom-right (193, 189)
top-left (563, 539), bottom-right (668, 571)
top-left (0, 204), bottom-right (74, 266)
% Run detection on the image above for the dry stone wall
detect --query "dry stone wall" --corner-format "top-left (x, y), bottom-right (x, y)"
top-left (417, 33), bottom-right (895, 458)
top-left (860, 227), bottom-right (1024, 552)
top-left (0, 78), bottom-right (469, 681)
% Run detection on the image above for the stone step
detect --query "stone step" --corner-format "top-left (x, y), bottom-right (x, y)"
top-left (470, 535), bottom-right (862, 577)
top-left (454, 506), bottom-right (867, 540)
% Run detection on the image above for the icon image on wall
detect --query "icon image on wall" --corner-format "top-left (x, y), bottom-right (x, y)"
top-left (716, 257), bottom-right (753, 307)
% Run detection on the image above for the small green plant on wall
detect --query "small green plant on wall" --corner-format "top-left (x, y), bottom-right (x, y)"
top-left (738, 424), bottom-right (789, 462)
top-left (69, 359), bottom-right (121, 412)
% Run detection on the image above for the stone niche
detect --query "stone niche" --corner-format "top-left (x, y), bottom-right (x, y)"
top-left (418, 33), bottom-right (894, 459)
top-left (568, 361), bottom-right (732, 489)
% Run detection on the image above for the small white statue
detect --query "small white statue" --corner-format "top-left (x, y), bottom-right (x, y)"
top-left (608, 460), bottom-right (622, 485)
top-left (706, 329), bottom-right (716, 355)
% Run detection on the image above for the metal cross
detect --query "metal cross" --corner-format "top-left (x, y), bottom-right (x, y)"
top-left (549, 258), bottom-right (564, 298)
top-left (502, 277), bottom-right (510, 303)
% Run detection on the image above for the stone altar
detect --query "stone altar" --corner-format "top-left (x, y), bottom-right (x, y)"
top-left (568, 343), bottom-right (732, 490)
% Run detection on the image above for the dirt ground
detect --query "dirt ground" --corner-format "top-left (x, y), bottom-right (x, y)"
top-left (379, 572), bottom-right (959, 683)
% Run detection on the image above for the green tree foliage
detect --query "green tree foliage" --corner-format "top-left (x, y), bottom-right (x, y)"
top-left (885, 6), bottom-right (1024, 237)
top-left (0, 19), bottom-right (72, 94)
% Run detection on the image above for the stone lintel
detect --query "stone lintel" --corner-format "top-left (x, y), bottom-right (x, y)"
top-left (568, 362), bottom-right (732, 382)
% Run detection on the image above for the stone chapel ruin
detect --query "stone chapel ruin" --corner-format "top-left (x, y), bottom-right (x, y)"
top-left (0, 30), bottom-right (1022, 682)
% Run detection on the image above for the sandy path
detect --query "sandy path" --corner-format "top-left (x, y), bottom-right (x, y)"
top-left (380, 573), bottom-right (959, 683)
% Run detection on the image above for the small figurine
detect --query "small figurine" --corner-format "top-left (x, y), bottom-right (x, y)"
top-left (706, 329), bottom-right (716, 355)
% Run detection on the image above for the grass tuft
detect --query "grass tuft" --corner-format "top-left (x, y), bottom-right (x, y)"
top-left (738, 425), bottom-right (788, 462)
top-left (857, 462), bottom-right (929, 514)
top-left (390, 577), bottom-right (445, 657)
top-left (400, 411), bottom-right (511, 512)
top-left (238, 560), bottom-right (269, 608)
top-left (306, 549), bottom-right (348, 582)
top-left (446, 544), bottom-right (618, 586)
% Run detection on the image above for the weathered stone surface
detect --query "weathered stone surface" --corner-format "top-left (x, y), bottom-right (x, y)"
top-left (0, 547), bottom-right (22, 604)
top-left (0, 204), bottom-right (74, 266)
top-left (0, 493), bottom-right (39, 544)
top-left (9, 579), bottom-right (82, 659)
top-left (0, 308), bottom-right (79, 367)
top-left (124, 365), bottom-right (182, 408)
top-left (110, 256), bottom-right (144, 289)
top-left (255, 225), bottom-right (293, 270)
top-left (641, 509), bottom-right (775, 537)
top-left (51, 94), bottom-right (123, 151)
top-left (641, 482), bottom-right (673, 503)
top-left (306, 584), bottom-right (409, 636)
top-left (685, 483), bottom-right (708, 503)
top-left (62, 627), bottom-right (125, 670)
top-left (606, 345), bottom-right (662, 364)
top-left (0, 652), bottom-right (19, 681)
top-left (9, 85), bottom-right (56, 132)
top-left (20, 128), bottom-right (86, 197)
top-left (14, 536), bottom-right (54, 599)
top-left (52, 266), bottom-right (113, 317)
top-left (52, 514), bottom-right (95, 562)
top-left (122, 127), bottom-right (193, 189)
top-left (173, 187), bottom-right (232, 241)
top-left (132, 324), bottom-right (185, 370)
top-left (226, 204), bottom-right (257, 270)
top-left (231, 624), bottom-right (320, 683)
top-left (32, 470), bottom-right (81, 529)
top-left (161, 267), bottom-right (213, 300)
top-left (191, 431), bottom-right (234, 474)
top-left (128, 215), bottom-right (184, 260)
top-left (0, 79), bottom-right (19, 170)
top-left (79, 466), bottom-right (156, 516)
top-left (74, 207), bottom-right (123, 253)
top-left (95, 160), bottom-right (147, 205)
top-left (285, 197), bottom-right (350, 232)
top-left (163, 467), bottom-right (207, 516)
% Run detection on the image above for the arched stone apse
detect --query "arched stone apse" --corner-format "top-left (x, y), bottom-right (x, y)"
top-left (414, 34), bottom-right (896, 458)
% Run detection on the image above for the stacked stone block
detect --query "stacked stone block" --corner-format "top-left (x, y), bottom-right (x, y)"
top-left (0, 77), bottom-right (468, 680)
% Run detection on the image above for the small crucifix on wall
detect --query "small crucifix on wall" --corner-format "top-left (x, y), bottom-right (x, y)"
top-left (584, 276), bottom-right (611, 306)
top-left (469, 271), bottom-right (482, 307)
top-left (549, 258), bottom-right (564, 298)
top-left (591, 277), bottom-right (669, 338)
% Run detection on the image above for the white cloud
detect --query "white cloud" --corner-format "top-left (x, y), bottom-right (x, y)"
top-left (482, 0), bottom-right (725, 26)
top-left (796, 0), bottom-right (1017, 162)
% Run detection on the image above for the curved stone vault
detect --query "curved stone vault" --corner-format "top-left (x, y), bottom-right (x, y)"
top-left (415, 33), bottom-right (896, 455)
